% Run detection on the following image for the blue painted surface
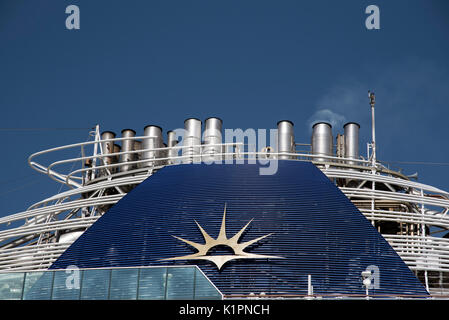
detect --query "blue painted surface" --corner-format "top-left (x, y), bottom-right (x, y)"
top-left (51, 161), bottom-right (428, 296)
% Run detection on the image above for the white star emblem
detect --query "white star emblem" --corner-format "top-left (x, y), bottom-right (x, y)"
top-left (160, 204), bottom-right (283, 270)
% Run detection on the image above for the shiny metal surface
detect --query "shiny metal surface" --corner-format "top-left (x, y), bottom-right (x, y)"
top-left (344, 122), bottom-right (360, 165)
top-left (311, 122), bottom-right (333, 162)
top-left (133, 140), bottom-right (142, 168)
top-left (203, 117), bottom-right (223, 162)
top-left (58, 231), bottom-right (83, 244)
top-left (336, 134), bottom-right (345, 158)
top-left (112, 144), bottom-right (121, 171)
top-left (277, 120), bottom-right (295, 160)
top-left (100, 131), bottom-right (116, 175)
top-left (182, 118), bottom-right (202, 163)
top-left (161, 143), bottom-right (168, 165)
top-left (143, 125), bottom-right (163, 167)
top-left (167, 130), bottom-right (178, 165)
top-left (120, 129), bottom-right (136, 172)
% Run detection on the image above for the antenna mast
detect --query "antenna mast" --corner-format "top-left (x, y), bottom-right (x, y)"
top-left (368, 90), bottom-right (376, 167)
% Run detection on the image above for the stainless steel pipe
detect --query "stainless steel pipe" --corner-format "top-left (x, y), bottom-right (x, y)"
top-left (133, 140), bottom-right (142, 168)
top-left (182, 118), bottom-right (202, 163)
top-left (311, 122), bottom-right (333, 162)
top-left (120, 129), bottom-right (136, 172)
top-left (100, 131), bottom-right (116, 175)
top-left (167, 130), bottom-right (178, 164)
top-left (277, 120), bottom-right (295, 160)
top-left (203, 117), bottom-right (223, 162)
top-left (142, 125), bottom-right (163, 167)
top-left (344, 122), bottom-right (360, 165)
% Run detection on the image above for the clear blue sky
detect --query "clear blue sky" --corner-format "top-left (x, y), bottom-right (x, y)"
top-left (1, 0), bottom-right (448, 219)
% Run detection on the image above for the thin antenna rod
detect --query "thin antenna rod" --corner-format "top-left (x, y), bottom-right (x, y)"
top-left (368, 90), bottom-right (376, 167)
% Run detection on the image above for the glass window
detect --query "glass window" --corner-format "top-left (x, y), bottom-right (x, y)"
top-left (52, 269), bottom-right (81, 300)
top-left (0, 266), bottom-right (221, 300)
top-left (166, 267), bottom-right (194, 300)
top-left (23, 272), bottom-right (53, 300)
top-left (109, 268), bottom-right (138, 300)
top-left (0, 273), bottom-right (24, 300)
top-left (80, 269), bottom-right (111, 300)
top-left (138, 267), bottom-right (167, 300)
top-left (194, 268), bottom-right (222, 300)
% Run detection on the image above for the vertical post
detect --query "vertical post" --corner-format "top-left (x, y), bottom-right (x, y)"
top-left (369, 91), bottom-right (376, 227)
top-left (49, 271), bottom-right (55, 300)
top-left (81, 144), bottom-right (86, 185)
top-left (307, 274), bottom-right (313, 297)
top-left (78, 270), bottom-right (83, 300)
top-left (362, 271), bottom-right (371, 300)
top-left (193, 267), bottom-right (197, 300)
top-left (91, 124), bottom-right (100, 180)
top-left (107, 269), bottom-right (112, 300)
top-left (420, 189), bottom-right (426, 237)
top-left (368, 91), bottom-right (376, 168)
top-left (136, 268), bottom-right (141, 300)
top-left (372, 180), bottom-right (376, 226)
top-left (20, 272), bottom-right (26, 300)
top-left (164, 268), bottom-right (169, 300)
top-left (421, 189), bottom-right (430, 293)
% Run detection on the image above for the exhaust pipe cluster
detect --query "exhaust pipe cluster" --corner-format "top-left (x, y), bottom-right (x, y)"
top-left (99, 117), bottom-right (299, 175)
top-left (97, 116), bottom-right (360, 177)
top-left (98, 118), bottom-right (226, 175)
top-left (311, 121), bottom-right (360, 164)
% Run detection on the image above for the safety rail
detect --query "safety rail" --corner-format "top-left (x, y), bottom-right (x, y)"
top-left (384, 235), bottom-right (449, 272)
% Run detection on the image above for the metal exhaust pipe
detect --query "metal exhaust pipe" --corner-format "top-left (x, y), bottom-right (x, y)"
top-left (120, 129), bottom-right (136, 172)
top-left (113, 144), bottom-right (121, 172)
top-left (143, 125), bottom-right (163, 168)
top-left (277, 120), bottom-right (295, 160)
top-left (203, 117), bottom-right (223, 162)
top-left (343, 122), bottom-right (360, 165)
top-left (167, 130), bottom-right (178, 164)
top-left (161, 143), bottom-right (168, 165)
top-left (100, 131), bottom-right (116, 176)
top-left (182, 118), bottom-right (202, 164)
top-left (336, 134), bottom-right (345, 158)
top-left (311, 122), bottom-right (333, 162)
top-left (133, 140), bottom-right (142, 168)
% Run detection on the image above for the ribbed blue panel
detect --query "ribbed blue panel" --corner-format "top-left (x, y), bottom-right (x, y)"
top-left (51, 161), bottom-right (428, 296)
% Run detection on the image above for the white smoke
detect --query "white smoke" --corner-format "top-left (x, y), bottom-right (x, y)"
top-left (307, 80), bottom-right (368, 132)
top-left (307, 109), bottom-right (347, 129)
